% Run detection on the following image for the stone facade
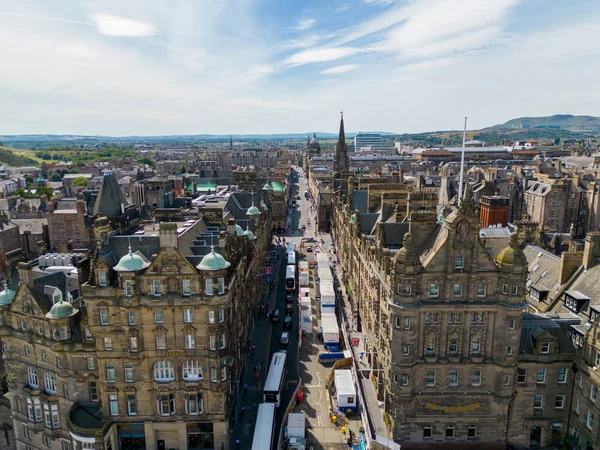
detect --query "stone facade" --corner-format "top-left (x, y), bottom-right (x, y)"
top-left (47, 199), bottom-right (90, 253)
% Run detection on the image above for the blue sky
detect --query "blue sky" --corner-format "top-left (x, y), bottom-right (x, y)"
top-left (1, 0), bottom-right (600, 135)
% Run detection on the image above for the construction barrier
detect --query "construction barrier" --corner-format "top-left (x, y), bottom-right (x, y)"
top-left (276, 379), bottom-right (303, 449)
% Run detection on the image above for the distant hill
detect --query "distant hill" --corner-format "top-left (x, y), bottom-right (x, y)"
top-left (486, 114), bottom-right (600, 132)
top-left (0, 147), bottom-right (38, 166)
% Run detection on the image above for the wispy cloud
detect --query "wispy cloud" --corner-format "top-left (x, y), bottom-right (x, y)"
top-left (91, 12), bottom-right (157, 37)
top-left (321, 64), bottom-right (359, 75)
top-left (292, 18), bottom-right (316, 31)
top-left (228, 98), bottom-right (305, 111)
top-left (0, 12), bottom-right (91, 26)
top-left (362, 0), bottom-right (394, 5)
top-left (285, 47), bottom-right (361, 65)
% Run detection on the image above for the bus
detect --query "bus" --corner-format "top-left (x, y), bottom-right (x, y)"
top-left (285, 265), bottom-right (296, 292)
top-left (251, 403), bottom-right (276, 450)
top-left (287, 243), bottom-right (296, 254)
top-left (287, 251), bottom-right (296, 266)
top-left (263, 351), bottom-right (288, 407)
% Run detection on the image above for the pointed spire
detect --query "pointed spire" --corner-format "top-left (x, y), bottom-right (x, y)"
top-left (334, 111), bottom-right (349, 176)
top-left (230, 135), bottom-right (233, 149)
top-left (338, 110), bottom-right (345, 142)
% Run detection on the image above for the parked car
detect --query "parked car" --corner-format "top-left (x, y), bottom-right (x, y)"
top-left (286, 302), bottom-right (293, 314)
top-left (284, 316), bottom-right (292, 330)
top-left (306, 247), bottom-right (313, 253)
top-left (272, 310), bottom-right (280, 322)
top-left (280, 331), bottom-right (290, 345)
top-left (301, 224), bottom-right (306, 230)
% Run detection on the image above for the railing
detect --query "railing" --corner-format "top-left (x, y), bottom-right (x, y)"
top-left (276, 379), bottom-right (303, 449)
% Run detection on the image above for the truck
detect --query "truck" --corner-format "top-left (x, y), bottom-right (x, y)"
top-left (287, 413), bottom-right (305, 439)
top-left (300, 298), bottom-right (312, 334)
top-left (319, 281), bottom-right (336, 311)
top-left (334, 370), bottom-right (358, 413)
top-left (298, 262), bottom-right (310, 287)
top-left (318, 350), bottom-right (351, 362)
top-left (322, 313), bottom-right (340, 351)
top-left (318, 266), bottom-right (332, 283)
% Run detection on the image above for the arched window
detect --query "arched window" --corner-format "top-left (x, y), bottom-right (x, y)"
top-left (44, 373), bottom-right (56, 395)
top-left (182, 361), bottom-right (203, 382)
top-left (27, 367), bottom-right (38, 389)
top-left (154, 361), bottom-right (174, 382)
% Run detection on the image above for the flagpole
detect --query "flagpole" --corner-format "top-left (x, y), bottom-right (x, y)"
top-left (457, 117), bottom-right (468, 205)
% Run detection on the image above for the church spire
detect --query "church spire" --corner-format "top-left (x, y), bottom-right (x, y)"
top-left (230, 135), bottom-right (233, 149)
top-left (334, 111), bottom-right (349, 176)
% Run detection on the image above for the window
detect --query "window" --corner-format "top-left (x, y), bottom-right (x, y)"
top-left (60, 326), bottom-right (68, 340)
top-left (87, 358), bottom-right (95, 370)
top-left (28, 367), bottom-right (38, 388)
top-left (183, 361), bottom-right (203, 381)
top-left (596, 352), bottom-right (600, 367)
top-left (423, 426), bottom-right (432, 439)
top-left (211, 362), bottom-right (218, 382)
top-left (208, 310), bottom-right (215, 324)
top-left (20, 318), bottom-right (28, 331)
top-left (156, 333), bottom-right (166, 350)
top-left (558, 368), bottom-right (567, 384)
top-left (429, 284), bottom-right (439, 297)
top-left (448, 339), bottom-right (458, 354)
top-left (90, 382), bottom-right (98, 401)
top-left (541, 342), bottom-right (550, 354)
top-left (63, 384), bottom-right (69, 399)
top-left (580, 372), bottom-right (584, 389)
top-left (506, 346), bottom-right (513, 356)
top-left (478, 312), bottom-right (485, 323)
top-left (44, 373), bottom-right (56, 394)
top-left (220, 333), bottom-right (226, 349)
top-left (37, 322), bottom-right (43, 335)
top-left (218, 277), bottom-right (225, 294)
top-left (186, 393), bottom-right (204, 415)
top-left (576, 398), bottom-right (581, 414)
top-left (448, 312), bottom-right (453, 324)
top-left (509, 318), bottom-right (516, 329)
top-left (455, 255), bottom-right (463, 269)
top-left (27, 399), bottom-right (42, 423)
top-left (99, 308), bottom-right (109, 325)
top-left (61, 441), bottom-right (71, 450)
top-left (555, 395), bottom-right (565, 409)
top-left (185, 333), bottom-right (195, 349)
top-left (401, 374), bottom-right (408, 385)
top-left (587, 411), bottom-right (595, 430)
top-left (221, 365), bottom-right (227, 382)
top-left (425, 341), bottom-right (435, 355)
top-left (425, 370), bottom-right (436, 386)
top-left (533, 395), bottom-right (543, 409)
top-left (56, 357), bottom-right (62, 369)
top-left (453, 283), bottom-right (462, 296)
top-left (511, 284), bottom-right (518, 295)
top-left (449, 370), bottom-right (458, 387)
top-left (537, 368), bottom-right (546, 384)
top-left (106, 363), bottom-right (116, 383)
top-left (43, 434), bottom-right (51, 447)
top-left (395, 317), bottom-right (401, 328)
top-left (424, 312), bottom-right (430, 324)
top-left (98, 271), bottom-right (107, 286)
top-left (128, 312), bottom-right (136, 325)
top-left (127, 394), bottom-right (136, 416)
top-left (24, 345), bottom-right (30, 356)
top-left (154, 361), bottom-right (175, 382)
top-left (124, 280), bottom-right (133, 297)
top-left (84, 327), bottom-right (92, 341)
top-left (154, 309), bottom-right (164, 323)
top-left (392, 373), bottom-right (398, 384)
top-left (471, 370), bottom-right (481, 386)
top-left (467, 425), bottom-right (476, 440)
top-left (23, 424), bottom-right (31, 440)
top-left (403, 345), bottom-right (410, 356)
top-left (153, 279), bottom-right (161, 296)
top-left (158, 393), bottom-right (176, 416)
top-left (403, 317), bottom-right (411, 330)
top-left (109, 394), bottom-right (119, 416)
top-left (517, 368), bottom-right (526, 383)
top-left (471, 337), bottom-right (481, 354)
top-left (130, 336), bottom-right (138, 352)
top-left (184, 309), bottom-right (193, 323)
top-left (503, 375), bottom-right (511, 386)
top-left (210, 335), bottom-right (216, 351)
top-left (182, 279), bottom-right (191, 296)
top-left (104, 337), bottom-right (113, 351)
top-left (471, 312), bottom-right (477, 324)
top-left (502, 283), bottom-right (508, 294)
top-left (433, 312), bottom-right (439, 324)
top-left (591, 384), bottom-right (598, 401)
top-left (456, 312), bottom-right (461, 324)
top-left (44, 404), bottom-right (59, 429)
top-left (124, 363), bottom-right (134, 382)
top-left (477, 283), bottom-right (486, 297)
top-left (445, 425), bottom-right (454, 439)
top-left (205, 279), bottom-right (214, 296)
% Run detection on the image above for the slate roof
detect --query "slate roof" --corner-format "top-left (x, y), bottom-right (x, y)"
top-left (563, 263), bottom-right (600, 308)
top-left (100, 236), bottom-right (160, 272)
top-left (10, 218), bottom-right (47, 235)
top-left (30, 271), bottom-right (78, 314)
top-left (351, 190), bottom-right (368, 214)
top-left (519, 312), bottom-right (577, 354)
top-left (92, 172), bottom-right (128, 217)
top-left (381, 222), bottom-right (409, 248)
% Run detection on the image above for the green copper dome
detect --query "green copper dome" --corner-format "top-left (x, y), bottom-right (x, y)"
top-left (244, 227), bottom-right (256, 241)
top-left (46, 299), bottom-right (78, 319)
top-left (260, 201), bottom-right (269, 211)
top-left (0, 288), bottom-right (16, 305)
top-left (235, 224), bottom-right (245, 237)
top-left (350, 213), bottom-right (357, 224)
top-left (246, 205), bottom-right (261, 216)
top-left (262, 182), bottom-right (272, 191)
top-left (114, 249), bottom-right (150, 272)
top-left (197, 249), bottom-right (231, 271)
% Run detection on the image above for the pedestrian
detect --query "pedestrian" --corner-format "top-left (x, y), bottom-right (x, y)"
top-left (243, 383), bottom-right (248, 394)
top-left (240, 406), bottom-right (246, 417)
top-left (236, 439), bottom-right (241, 449)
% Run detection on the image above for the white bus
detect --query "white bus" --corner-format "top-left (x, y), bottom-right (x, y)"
top-left (263, 351), bottom-right (288, 407)
top-left (285, 265), bottom-right (296, 292)
top-left (287, 251), bottom-right (296, 266)
top-left (287, 243), bottom-right (296, 254)
top-left (251, 403), bottom-right (276, 450)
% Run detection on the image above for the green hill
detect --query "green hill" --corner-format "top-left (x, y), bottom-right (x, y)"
top-left (0, 147), bottom-right (39, 167)
top-left (487, 114), bottom-right (600, 132)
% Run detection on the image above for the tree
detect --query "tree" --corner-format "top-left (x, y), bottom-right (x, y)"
top-left (180, 166), bottom-right (187, 174)
top-left (137, 157), bottom-right (156, 169)
top-left (71, 176), bottom-right (90, 187)
top-left (50, 173), bottom-right (62, 182)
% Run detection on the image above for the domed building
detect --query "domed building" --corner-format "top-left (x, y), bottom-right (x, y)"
top-left (308, 133), bottom-right (321, 153)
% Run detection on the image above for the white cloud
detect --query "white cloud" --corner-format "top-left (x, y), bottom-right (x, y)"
top-left (91, 12), bottom-right (157, 37)
top-left (321, 64), bottom-right (359, 75)
top-left (228, 98), bottom-right (306, 111)
top-left (285, 47), bottom-right (361, 65)
top-left (362, 0), bottom-right (394, 5)
top-left (293, 18), bottom-right (316, 31)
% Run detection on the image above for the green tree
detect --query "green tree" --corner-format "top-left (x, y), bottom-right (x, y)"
top-left (71, 176), bottom-right (90, 187)
top-left (180, 166), bottom-right (186, 174)
top-left (50, 173), bottom-right (62, 182)
top-left (138, 157), bottom-right (156, 169)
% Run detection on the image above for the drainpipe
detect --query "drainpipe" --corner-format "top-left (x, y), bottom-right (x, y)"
top-left (566, 363), bottom-right (579, 436)
top-left (505, 390), bottom-right (517, 447)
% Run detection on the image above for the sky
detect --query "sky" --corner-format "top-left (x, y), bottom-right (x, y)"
top-left (1, 0), bottom-right (600, 136)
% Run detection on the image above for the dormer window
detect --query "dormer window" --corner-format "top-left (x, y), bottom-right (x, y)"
top-left (124, 280), bottom-right (133, 297)
top-left (182, 279), bottom-right (191, 297)
top-left (98, 271), bottom-right (107, 287)
top-left (206, 279), bottom-right (214, 296)
top-left (153, 280), bottom-right (161, 296)
top-left (541, 342), bottom-right (550, 354)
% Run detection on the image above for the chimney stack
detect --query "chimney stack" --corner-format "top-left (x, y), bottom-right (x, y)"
top-left (159, 222), bottom-right (178, 249)
top-left (583, 232), bottom-right (600, 270)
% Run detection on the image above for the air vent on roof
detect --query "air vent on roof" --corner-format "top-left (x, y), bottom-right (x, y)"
top-left (541, 271), bottom-right (547, 277)
top-left (532, 264), bottom-right (539, 272)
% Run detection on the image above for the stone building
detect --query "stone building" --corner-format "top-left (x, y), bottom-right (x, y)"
top-left (47, 198), bottom-right (89, 253)
top-left (0, 196), bottom-right (269, 450)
